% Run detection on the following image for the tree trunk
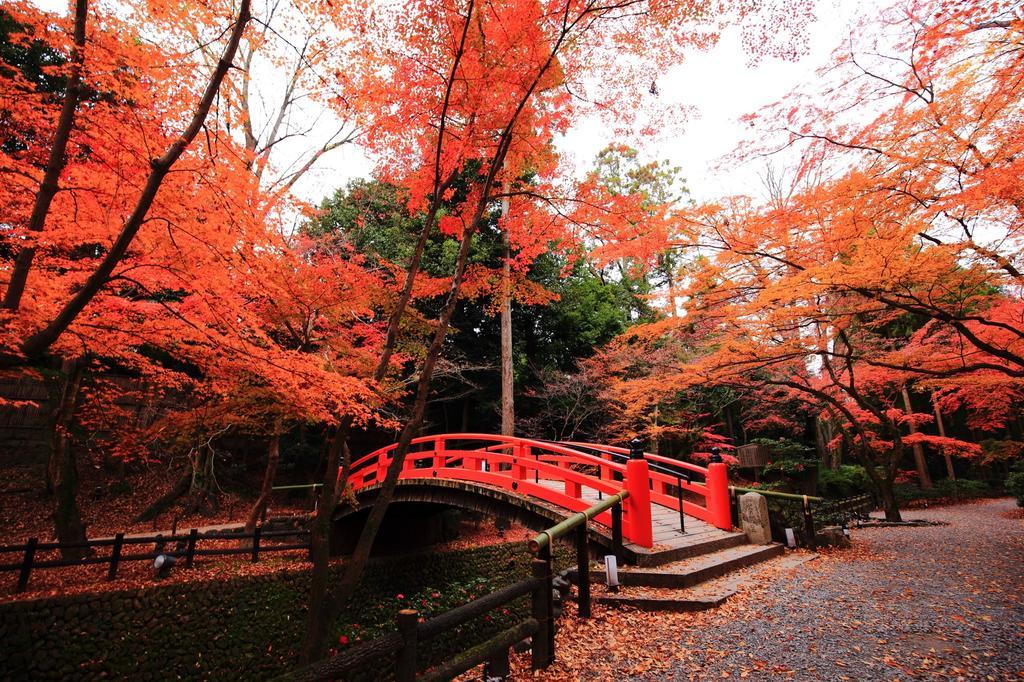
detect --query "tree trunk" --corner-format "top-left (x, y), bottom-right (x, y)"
top-left (245, 424), bottom-right (282, 533)
top-left (50, 358), bottom-right (88, 559)
top-left (134, 472), bottom-right (190, 523)
top-left (932, 401), bottom-right (956, 482)
top-left (304, 426), bottom-right (347, 663)
top-left (185, 444), bottom-right (219, 516)
top-left (2, 0), bottom-right (88, 311)
top-left (877, 475), bottom-right (902, 522)
top-left (850, 443), bottom-right (902, 522)
top-left (652, 404), bottom-right (660, 455)
top-left (901, 386), bottom-right (933, 489)
top-left (497, 199), bottom-right (512, 438)
top-left (305, 193), bottom-right (481, 663)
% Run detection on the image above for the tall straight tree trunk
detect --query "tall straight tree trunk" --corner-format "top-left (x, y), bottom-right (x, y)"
top-left (50, 358), bottom-right (88, 559)
top-left (901, 386), bottom-right (933, 489)
top-left (499, 224), bottom-right (514, 437)
top-left (932, 400), bottom-right (956, 482)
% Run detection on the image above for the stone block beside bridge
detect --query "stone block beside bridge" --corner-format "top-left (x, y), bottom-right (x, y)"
top-left (739, 492), bottom-right (772, 545)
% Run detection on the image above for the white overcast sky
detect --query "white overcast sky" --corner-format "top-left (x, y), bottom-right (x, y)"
top-left (295, 0), bottom-right (887, 204)
top-left (34, 0), bottom-right (885, 204)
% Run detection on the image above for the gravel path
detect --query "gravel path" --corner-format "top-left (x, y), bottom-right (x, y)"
top-left (526, 498), bottom-right (1024, 681)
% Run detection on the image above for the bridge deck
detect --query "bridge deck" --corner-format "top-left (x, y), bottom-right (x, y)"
top-left (535, 479), bottom-right (739, 553)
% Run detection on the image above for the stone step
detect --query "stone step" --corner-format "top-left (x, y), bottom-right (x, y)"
top-left (572, 542), bottom-right (784, 589)
top-left (594, 591), bottom-right (730, 613)
top-left (617, 543), bottom-right (786, 588)
top-left (628, 532), bottom-right (748, 568)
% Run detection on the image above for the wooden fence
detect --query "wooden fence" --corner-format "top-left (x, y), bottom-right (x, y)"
top-left (0, 526), bottom-right (311, 592)
top-left (283, 492), bottom-right (629, 681)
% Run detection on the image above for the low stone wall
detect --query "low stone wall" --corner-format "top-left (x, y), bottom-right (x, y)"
top-left (0, 542), bottom-right (533, 680)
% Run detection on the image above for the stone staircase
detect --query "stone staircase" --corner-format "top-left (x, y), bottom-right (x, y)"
top-left (570, 540), bottom-right (786, 612)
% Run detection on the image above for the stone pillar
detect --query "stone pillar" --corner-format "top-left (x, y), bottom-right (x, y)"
top-left (739, 492), bottom-right (772, 545)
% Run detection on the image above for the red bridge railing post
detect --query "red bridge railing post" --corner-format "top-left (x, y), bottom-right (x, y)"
top-left (514, 442), bottom-right (528, 480)
top-left (706, 447), bottom-right (732, 530)
top-left (434, 437), bottom-right (446, 471)
top-left (624, 438), bottom-right (653, 548)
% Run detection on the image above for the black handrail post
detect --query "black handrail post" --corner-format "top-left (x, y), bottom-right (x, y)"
top-left (611, 504), bottom-right (623, 562)
top-left (803, 497), bottom-right (818, 550)
top-left (185, 528), bottom-right (198, 569)
top-left (530, 558), bottom-right (552, 669)
top-left (396, 608), bottom-right (419, 682)
top-left (251, 524), bottom-right (262, 563)
top-left (676, 477), bottom-right (686, 534)
top-left (575, 524), bottom-right (591, 618)
top-left (17, 538), bottom-right (37, 593)
top-left (107, 533), bottom-right (124, 581)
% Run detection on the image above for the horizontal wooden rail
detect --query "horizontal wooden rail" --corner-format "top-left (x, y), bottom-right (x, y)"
top-left (417, 619), bottom-right (538, 682)
top-left (418, 576), bottom-right (541, 641)
top-left (1, 526), bottom-right (311, 592)
top-left (729, 486), bottom-right (823, 503)
top-left (528, 491), bottom-right (628, 553)
top-left (283, 633), bottom-right (403, 682)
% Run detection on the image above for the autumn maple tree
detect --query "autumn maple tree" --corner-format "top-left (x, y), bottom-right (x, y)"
top-left (592, 0), bottom-right (1024, 520)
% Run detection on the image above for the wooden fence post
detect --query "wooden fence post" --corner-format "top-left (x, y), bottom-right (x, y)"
top-left (17, 538), bottom-right (37, 593)
top-left (576, 525), bottom-right (590, 619)
top-left (107, 533), bottom-right (124, 581)
top-left (251, 525), bottom-right (262, 563)
top-left (185, 528), bottom-right (198, 569)
top-left (803, 497), bottom-right (817, 551)
top-left (486, 646), bottom-right (511, 679)
top-left (530, 557), bottom-right (552, 669)
top-left (395, 608), bottom-right (419, 682)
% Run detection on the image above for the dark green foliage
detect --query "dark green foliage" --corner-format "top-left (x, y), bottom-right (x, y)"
top-left (818, 465), bottom-right (874, 499)
top-left (1006, 462), bottom-right (1024, 507)
top-left (305, 178), bottom-right (654, 434)
top-left (894, 478), bottom-right (992, 503)
top-left (751, 437), bottom-right (814, 461)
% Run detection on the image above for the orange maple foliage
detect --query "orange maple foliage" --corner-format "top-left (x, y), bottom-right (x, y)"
top-left (592, 1), bottom-right (1024, 521)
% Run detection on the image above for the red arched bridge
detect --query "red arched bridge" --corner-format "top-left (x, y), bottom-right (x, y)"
top-left (341, 434), bottom-right (732, 551)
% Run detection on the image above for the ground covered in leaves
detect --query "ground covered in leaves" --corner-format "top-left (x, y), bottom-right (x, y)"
top-left (508, 498), bottom-right (1024, 681)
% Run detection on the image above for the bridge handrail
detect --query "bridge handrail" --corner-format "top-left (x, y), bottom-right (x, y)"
top-left (529, 491), bottom-right (629, 553)
top-left (346, 434), bottom-right (629, 479)
top-left (558, 440), bottom-right (712, 477)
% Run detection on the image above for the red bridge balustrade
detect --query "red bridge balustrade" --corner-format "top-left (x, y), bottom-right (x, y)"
top-left (342, 434), bottom-right (732, 549)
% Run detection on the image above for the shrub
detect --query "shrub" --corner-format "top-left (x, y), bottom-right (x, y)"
top-left (751, 437), bottom-right (814, 460)
top-left (895, 478), bottom-right (991, 503)
top-left (1006, 462), bottom-right (1024, 508)
top-left (818, 465), bottom-right (873, 499)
